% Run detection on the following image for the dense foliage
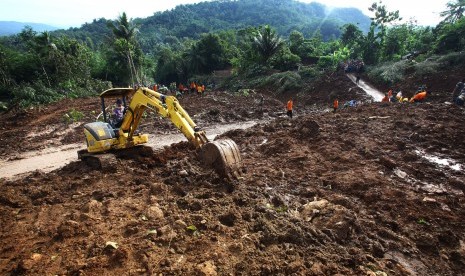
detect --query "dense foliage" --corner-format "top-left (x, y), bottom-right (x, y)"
top-left (0, 0), bottom-right (464, 109)
top-left (53, 0), bottom-right (370, 51)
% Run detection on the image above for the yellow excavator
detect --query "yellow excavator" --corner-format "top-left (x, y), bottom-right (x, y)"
top-left (78, 87), bottom-right (242, 178)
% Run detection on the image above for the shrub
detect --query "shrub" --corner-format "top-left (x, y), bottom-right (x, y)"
top-left (298, 66), bottom-right (322, 79)
top-left (414, 58), bottom-right (440, 77)
top-left (12, 81), bottom-right (64, 107)
top-left (271, 47), bottom-right (301, 71)
top-left (368, 60), bottom-right (411, 85)
top-left (259, 71), bottom-right (302, 94)
top-left (63, 108), bottom-right (84, 124)
top-left (436, 52), bottom-right (465, 68)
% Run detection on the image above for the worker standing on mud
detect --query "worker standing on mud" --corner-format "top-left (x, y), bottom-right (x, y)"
top-left (452, 78), bottom-right (465, 104)
top-left (410, 91), bottom-right (427, 103)
top-left (333, 99), bottom-right (339, 112)
top-left (387, 89), bottom-right (393, 101)
top-left (190, 81), bottom-right (196, 93)
top-left (287, 98), bottom-right (293, 118)
top-left (356, 74), bottom-right (361, 85)
top-left (381, 93), bottom-right (389, 102)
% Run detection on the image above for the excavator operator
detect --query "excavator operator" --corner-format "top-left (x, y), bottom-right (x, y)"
top-left (112, 99), bottom-right (125, 128)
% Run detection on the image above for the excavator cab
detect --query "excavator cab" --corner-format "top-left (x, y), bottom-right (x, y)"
top-left (98, 88), bottom-right (132, 128)
top-left (79, 87), bottom-right (242, 179)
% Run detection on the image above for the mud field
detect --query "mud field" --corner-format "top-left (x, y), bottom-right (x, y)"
top-left (1, 75), bottom-right (465, 275)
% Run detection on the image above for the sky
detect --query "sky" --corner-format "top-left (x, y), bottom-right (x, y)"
top-left (0, 0), bottom-right (450, 28)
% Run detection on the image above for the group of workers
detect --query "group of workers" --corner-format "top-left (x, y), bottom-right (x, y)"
top-left (343, 59), bottom-right (365, 74)
top-left (139, 77), bottom-right (465, 124)
top-left (381, 86), bottom-right (427, 103)
top-left (147, 81), bottom-right (208, 97)
top-left (177, 81), bottom-right (206, 97)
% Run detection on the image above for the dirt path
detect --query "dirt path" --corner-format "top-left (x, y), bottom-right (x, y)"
top-left (347, 73), bottom-right (384, 101)
top-left (0, 120), bottom-right (259, 179)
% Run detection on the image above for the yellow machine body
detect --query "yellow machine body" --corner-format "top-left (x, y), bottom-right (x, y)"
top-left (80, 87), bottom-right (241, 178)
top-left (83, 121), bottom-right (148, 153)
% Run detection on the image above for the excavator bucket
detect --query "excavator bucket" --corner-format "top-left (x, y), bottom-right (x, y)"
top-left (200, 139), bottom-right (242, 179)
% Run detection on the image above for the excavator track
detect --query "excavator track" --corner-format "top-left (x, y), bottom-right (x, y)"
top-left (78, 150), bottom-right (118, 172)
top-left (200, 139), bottom-right (242, 179)
top-left (78, 146), bottom-right (153, 171)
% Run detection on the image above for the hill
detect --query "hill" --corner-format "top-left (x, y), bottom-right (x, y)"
top-left (56, 0), bottom-right (371, 50)
top-left (0, 21), bottom-right (60, 36)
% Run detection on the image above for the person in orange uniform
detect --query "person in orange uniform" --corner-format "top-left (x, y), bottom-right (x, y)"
top-left (287, 98), bottom-right (293, 118)
top-left (387, 89), bottom-right (393, 101)
top-left (190, 82), bottom-right (196, 93)
top-left (333, 99), bottom-right (339, 112)
top-left (410, 91), bottom-right (427, 103)
top-left (381, 93), bottom-right (389, 102)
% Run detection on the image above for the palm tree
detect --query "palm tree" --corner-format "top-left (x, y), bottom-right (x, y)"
top-left (252, 25), bottom-right (283, 64)
top-left (107, 12), bottom-right (138, 43)
top-left (440, 0), bottom-right (465, 23)
top-left (107, 12), bottom-right (141, 85)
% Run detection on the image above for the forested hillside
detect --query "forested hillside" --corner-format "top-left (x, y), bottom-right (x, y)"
top-left (57, 0), bottom-right (370, 50)
top-left (0, 0), bottom-right (464, 110)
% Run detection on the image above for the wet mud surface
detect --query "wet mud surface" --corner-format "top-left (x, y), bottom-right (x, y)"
top-left (1, 78), bottom-right (465, 275)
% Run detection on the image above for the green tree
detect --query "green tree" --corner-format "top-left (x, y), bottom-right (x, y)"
top-left (368, 1), bottom-right (402, 45)
top-left (155, 46), bottom-right (181, 84)
top-left (288, 30), bottom-right (305, 56)
top-left (189, 33), bottom-right (228, 74)
top-left (340, 24), bottom-right (363, 46)
top-left (106, 12), bottom-right (143, 85)
top-left (440, 0), bottom-right (465, 24)
top-left (361, 26), bottom-right (380, 64)
top-left (252, 25), bottom-right (283, 64)
top-left (435, 17), bottom-right (465, 53)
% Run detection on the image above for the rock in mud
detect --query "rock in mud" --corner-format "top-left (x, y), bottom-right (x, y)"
top-left (174, 219), bottom-right (187, 229)
top-left (379, 156), bottom-right (397, 169)
top-left (146, 205), bottom-right (164, 220)
top-left (158, 225), bottom-right (177, 241)
top-left (196, 261), bottom-right (217, 276)
top-left (300, 199), bottom-right (329, 220)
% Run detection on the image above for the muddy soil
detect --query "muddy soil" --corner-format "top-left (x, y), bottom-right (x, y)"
top-left (1, 76), bottom-right (465, 275)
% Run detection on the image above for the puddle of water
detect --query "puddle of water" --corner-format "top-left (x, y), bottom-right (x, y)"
top-left (414, 149), bottom-right (462, 171)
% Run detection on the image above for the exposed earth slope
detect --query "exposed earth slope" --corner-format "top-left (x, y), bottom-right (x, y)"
top-left (1, 76), bottom-right (465, 275)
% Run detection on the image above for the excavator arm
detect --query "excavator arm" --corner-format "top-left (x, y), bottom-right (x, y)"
top-left (120, 87), bottom-right (209, 148)
top-left (80, 87), bottom-right (242, 179)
